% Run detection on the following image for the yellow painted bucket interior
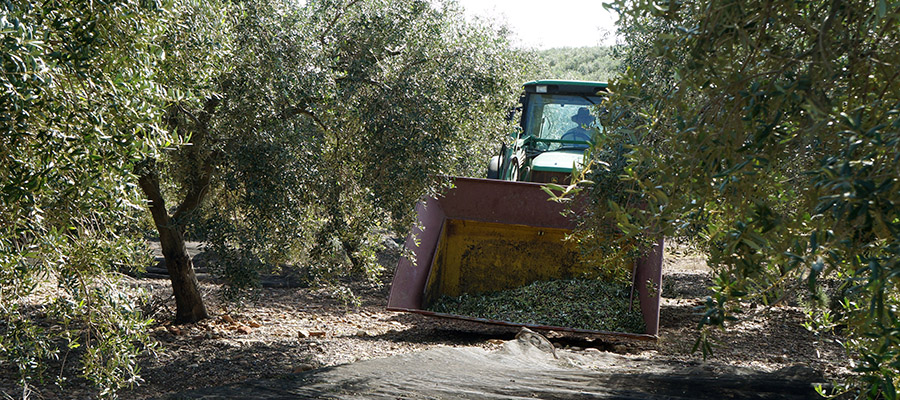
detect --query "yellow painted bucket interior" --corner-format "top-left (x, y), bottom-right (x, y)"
top-left (423, 219), bottom-right (596, 307)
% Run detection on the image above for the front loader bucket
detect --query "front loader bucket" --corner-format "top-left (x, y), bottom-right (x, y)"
top-left (387, 177), bottom-right (663, 340)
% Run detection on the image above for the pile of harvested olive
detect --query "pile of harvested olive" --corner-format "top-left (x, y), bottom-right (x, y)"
top-left (428, 278), bottom-right (645, 333)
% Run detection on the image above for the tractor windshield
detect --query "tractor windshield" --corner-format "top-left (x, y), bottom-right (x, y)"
top-left (523, 94), bottom-right (603, 151)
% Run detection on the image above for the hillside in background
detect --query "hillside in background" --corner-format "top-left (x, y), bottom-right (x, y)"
top-left (535, 46), bottom-right (621, 82)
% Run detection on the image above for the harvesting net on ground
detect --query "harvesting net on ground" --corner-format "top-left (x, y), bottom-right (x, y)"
top-left (427, 278), bottom-right (645, 333)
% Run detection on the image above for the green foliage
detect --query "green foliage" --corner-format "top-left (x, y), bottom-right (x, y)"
top-left (585, 0), bottom-right (900, 396)
top-left (535, 46), bottom-right (622, 82)
top-left (1, 0), bottom-right (531, 394)
top-left (428, 278), bottom-right (645, 333)
top-left (174, 0), bottom-right (531, 289)
top-left (1, 0), bottom-right (171, 396)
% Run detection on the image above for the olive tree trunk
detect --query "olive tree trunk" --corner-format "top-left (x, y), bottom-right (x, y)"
top-left (138, 167), bottom-right (209, 324)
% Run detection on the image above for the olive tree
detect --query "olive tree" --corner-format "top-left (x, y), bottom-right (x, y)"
top-left (584, 0), bottom-right (900, 396)
top-left (1, 0), bottom-right (173, 395)
top-left (149, 0), bottom-right (529, 307)
top-left (134, 0), bottom-right (237, 324)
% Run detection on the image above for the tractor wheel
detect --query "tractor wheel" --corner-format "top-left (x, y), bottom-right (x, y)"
top-left (487, 156), bottom-right (501, 179)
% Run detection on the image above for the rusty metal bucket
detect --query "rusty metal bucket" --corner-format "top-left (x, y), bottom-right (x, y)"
top-left (387, 177), bottom-right (663, 340)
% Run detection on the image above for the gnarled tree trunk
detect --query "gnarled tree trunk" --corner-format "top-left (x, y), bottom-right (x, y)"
top-left (138, 167), bottom-right (209, 324)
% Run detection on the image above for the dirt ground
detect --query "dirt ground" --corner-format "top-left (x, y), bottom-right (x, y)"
top-left (0, 243), bottom-right (852, 399)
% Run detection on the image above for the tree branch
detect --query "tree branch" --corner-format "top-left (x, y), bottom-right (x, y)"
top-left (318, 0), bottom-right (364, 47)
top-left (282, 106), bottom-right (330, 133)
top-left (137, 161), bottom-right (171, 231)
top-left (172, 96), bottom-right (221, 221)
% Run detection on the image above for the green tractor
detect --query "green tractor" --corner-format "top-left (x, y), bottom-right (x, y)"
top-left (387, 79), bottom-right (665, 339)
top-left (487, 80), bottom-right (608, 184)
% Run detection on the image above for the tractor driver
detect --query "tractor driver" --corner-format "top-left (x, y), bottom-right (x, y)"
top-left (560, 107), bottom-right (595, 149)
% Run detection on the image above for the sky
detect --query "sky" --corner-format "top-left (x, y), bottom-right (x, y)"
top-left (453, 0), bottom-right (619, 50)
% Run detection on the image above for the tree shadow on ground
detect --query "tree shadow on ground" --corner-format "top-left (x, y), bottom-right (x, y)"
top-left (125, 340), bottom-right (309, 399)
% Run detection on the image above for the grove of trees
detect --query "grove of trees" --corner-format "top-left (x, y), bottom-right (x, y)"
top-left (6, 0), bottom-right (897, 397)
top-left (537, 46), bottom-right (621, 82)
top-left (583, 0), bottom-right (900, 397)
top-left (1, 0), bottom-right (529, 396)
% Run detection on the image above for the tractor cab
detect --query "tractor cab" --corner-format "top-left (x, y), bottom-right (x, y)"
top-left (488, 80), bottom-right (607, 184)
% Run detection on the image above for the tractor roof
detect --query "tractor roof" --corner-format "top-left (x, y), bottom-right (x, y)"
top-left (522, 80), bottom-right (608, 96)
